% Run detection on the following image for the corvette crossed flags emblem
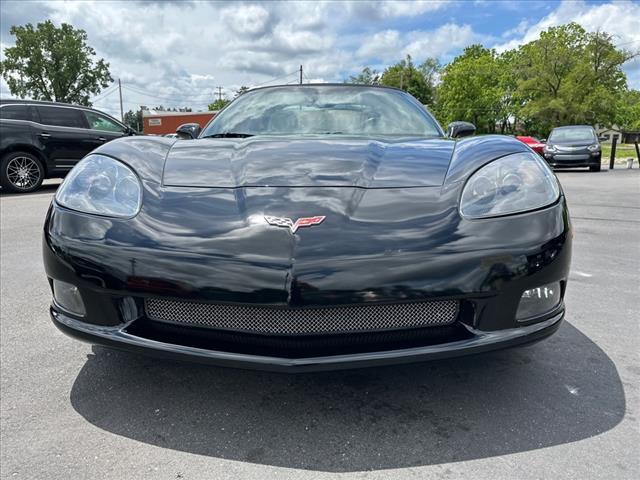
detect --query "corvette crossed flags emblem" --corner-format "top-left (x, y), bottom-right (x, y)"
top-left (264, 215), bottom-right (326, 233)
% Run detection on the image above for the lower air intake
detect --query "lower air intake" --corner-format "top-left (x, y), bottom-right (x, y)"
top-left (144, 298), bottom-right (459, 335)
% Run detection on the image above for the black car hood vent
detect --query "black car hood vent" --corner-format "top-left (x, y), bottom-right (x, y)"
top-left (162, 136), bottom-right (455, 188)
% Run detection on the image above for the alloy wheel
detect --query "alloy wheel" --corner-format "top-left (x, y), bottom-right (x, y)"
top-left (6, 156), bottom-right (42, 190)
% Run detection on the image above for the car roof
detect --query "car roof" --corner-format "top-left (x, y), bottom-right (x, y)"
top-left (243, 83), bottom-right (407, 94)
top-left (551, 125), bottom-right (594, 130)
top-left (0, 98), bottom-right (125, 124)
top-left (0, 98), bottom-right (98, 110)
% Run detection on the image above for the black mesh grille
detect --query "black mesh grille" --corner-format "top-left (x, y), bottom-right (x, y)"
top-left (144, 298), bottom-right (459, 335)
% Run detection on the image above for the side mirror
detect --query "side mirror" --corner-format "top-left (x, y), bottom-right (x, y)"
top-left (541, 138), bottom-right (547, 143)
top-left (447, 121), bottom-right (476, 138)
top-left (176, 123), bottom-right (201, 139)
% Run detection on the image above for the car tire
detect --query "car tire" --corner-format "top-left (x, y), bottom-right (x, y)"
top-left (0, 151), bottom-right (45, 193)
top-left (589, 164), bottom-right (601, 172)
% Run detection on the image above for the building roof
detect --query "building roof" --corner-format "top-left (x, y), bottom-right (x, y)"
top-left (142, 110), bottom-right (216, 117)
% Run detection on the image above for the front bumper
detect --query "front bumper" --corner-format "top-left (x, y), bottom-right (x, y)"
top-left (43, 187), bottom-right (572, 371)
top-left (51, 307), bottom-right (564, 372)
top-left (545, 152), bottom-right (601, 168)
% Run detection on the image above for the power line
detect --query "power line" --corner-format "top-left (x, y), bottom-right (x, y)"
top-left (251, 69), bottom-right (300, 88)
top-left (118, 78), bottom-right (123, 122)
top-left (122, 87), bottom-right (210, 102)
top-left (615, 39), bottom-right (640, 47)
top-left (124, 83), bottom-right (215, 98)
top-left (95, 67), bottom-right (304, 108)
top-left (91, 84), bottom-right (119, 102)
top-left (122, 84), bottom-right (217, 101)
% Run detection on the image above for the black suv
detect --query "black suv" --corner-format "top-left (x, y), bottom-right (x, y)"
top-left (0, 99), bottom-right (136, 193)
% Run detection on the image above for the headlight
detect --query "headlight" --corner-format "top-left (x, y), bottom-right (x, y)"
top-left (544, 144), bottom-right (557, 153)
top-left (587, 144), bottom-right (600, 152)
top-left (460, 152), bottom-right (560, 219)
top-left (55, 154), bottom-right (142, 218)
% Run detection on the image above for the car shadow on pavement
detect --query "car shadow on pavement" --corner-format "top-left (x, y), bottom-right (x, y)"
top-left (0, 182), bottom-right (60, 197)
top-left (69, 321), bottom-right (625, 472)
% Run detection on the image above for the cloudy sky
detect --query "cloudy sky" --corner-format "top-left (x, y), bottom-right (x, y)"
top-left (1, 0), bottom-right (639, 117)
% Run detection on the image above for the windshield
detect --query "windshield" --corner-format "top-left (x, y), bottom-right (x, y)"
top-left (201, 86), bottom-right (443, 137)
top-left (549, 127), bottom-right (595, 143)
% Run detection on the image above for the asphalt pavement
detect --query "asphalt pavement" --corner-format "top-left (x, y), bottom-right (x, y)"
top-left (1, 170), bottom-right (639, 479)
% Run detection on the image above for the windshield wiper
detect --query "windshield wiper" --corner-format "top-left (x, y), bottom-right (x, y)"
top-left (203, 132), bottom-right (254, 138)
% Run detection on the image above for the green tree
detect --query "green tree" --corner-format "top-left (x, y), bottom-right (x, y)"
top-left (615, 90), bottom-right (640, 131)
top-left (235, 85), bottom-right (250, 98)
top-left (0, 21), bottom-right (112, 106)
top-left (514, 23), bottom-right (634, 133)
top-left (208, 98), bottom-right (230, 111)
top-left (436, 45), bottom-right (507, 133)
top-left (417, 58), bottom-right (440, 93)
top-left (346, 67), bottom-right (380, 85)
top-left (493, 49), bottom-right (522, 134)
top-left (123, 109), bottom-right (142, 132)
top-left (380, 55), bottom-right (439, 106)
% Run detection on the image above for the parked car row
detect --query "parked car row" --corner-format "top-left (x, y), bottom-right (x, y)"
top-left (0, 99), bottom-right (136, 193)
top-left (516, 125), bottom-right (602, 172)
top-left (515, 136), bottom-right (545, 155)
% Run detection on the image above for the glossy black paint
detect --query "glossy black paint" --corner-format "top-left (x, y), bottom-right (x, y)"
top-left (176, 122), bottom-right (201, 140)
top-left (446, 121), bottom-right (476, 138)
top-left (0, 99), bottom-right (133, 179)
top-left (43, 113), bottom-right (572, 370)
top-left (51, 310), bottom-right (564, 372)
top-left (163, 136), bottom-right (456, 187)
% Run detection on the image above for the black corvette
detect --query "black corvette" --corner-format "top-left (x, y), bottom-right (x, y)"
top-left (44, 85), bottom-right (571, 372)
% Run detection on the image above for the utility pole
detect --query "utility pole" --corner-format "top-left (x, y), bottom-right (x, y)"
top-left (299, 65), bottom-right (303, 85)
top-left (217, 86), bottom-right (223, 102)
top-left (118, 78), bottom-right (124, 122)
top-left (139, 105), bottom-right (147, 134)
top-left (399, 71), bottom-right (404, 90)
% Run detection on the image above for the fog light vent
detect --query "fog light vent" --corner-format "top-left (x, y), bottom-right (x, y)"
top-left (53, 280), bottom-right (86, 316)
top-left (516, 282), bottom-right (560, 321)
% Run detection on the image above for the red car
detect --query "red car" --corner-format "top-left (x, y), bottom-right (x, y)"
top-left (516, 136), bottom-right (545, 155)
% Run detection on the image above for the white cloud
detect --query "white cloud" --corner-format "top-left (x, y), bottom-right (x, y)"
top-left (356, 23), bottom-right (484, 66)
top-left (492, 0), bottom-right (640, 88)
top-left (11, 0), bottom-right (637, 116)
top-left (357, 30), bottom-right (403, 60)
top-left (494, 0), bottom-right (640, 52)
top-left (404, 24), bottom-right (483, 60)
top-left (502, 20), bottom-right (530, 38)
top-left (220, 4), bottom-right (273, 38)
top-left (345, 0), bottom-right (450, 20)
top-left (379, 0), bottom-right (450, 17)
top-left (0, 0), bottom-right (477, 117)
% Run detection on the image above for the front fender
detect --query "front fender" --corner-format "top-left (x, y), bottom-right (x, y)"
top-left (90, 136), bottom-right (175, 184)
top-left (445, 135), bottom-right (530, 185)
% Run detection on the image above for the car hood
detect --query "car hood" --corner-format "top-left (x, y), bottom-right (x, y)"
top-left (52, 135), bottom-right (559, 306)
top-left (547, 140), bottom-right (594, 148)
top-left (162, 136), bottom-right (456, 188)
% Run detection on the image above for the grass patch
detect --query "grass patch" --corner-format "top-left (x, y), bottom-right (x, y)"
top-left (601, 143), bottom-right (638, 161)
